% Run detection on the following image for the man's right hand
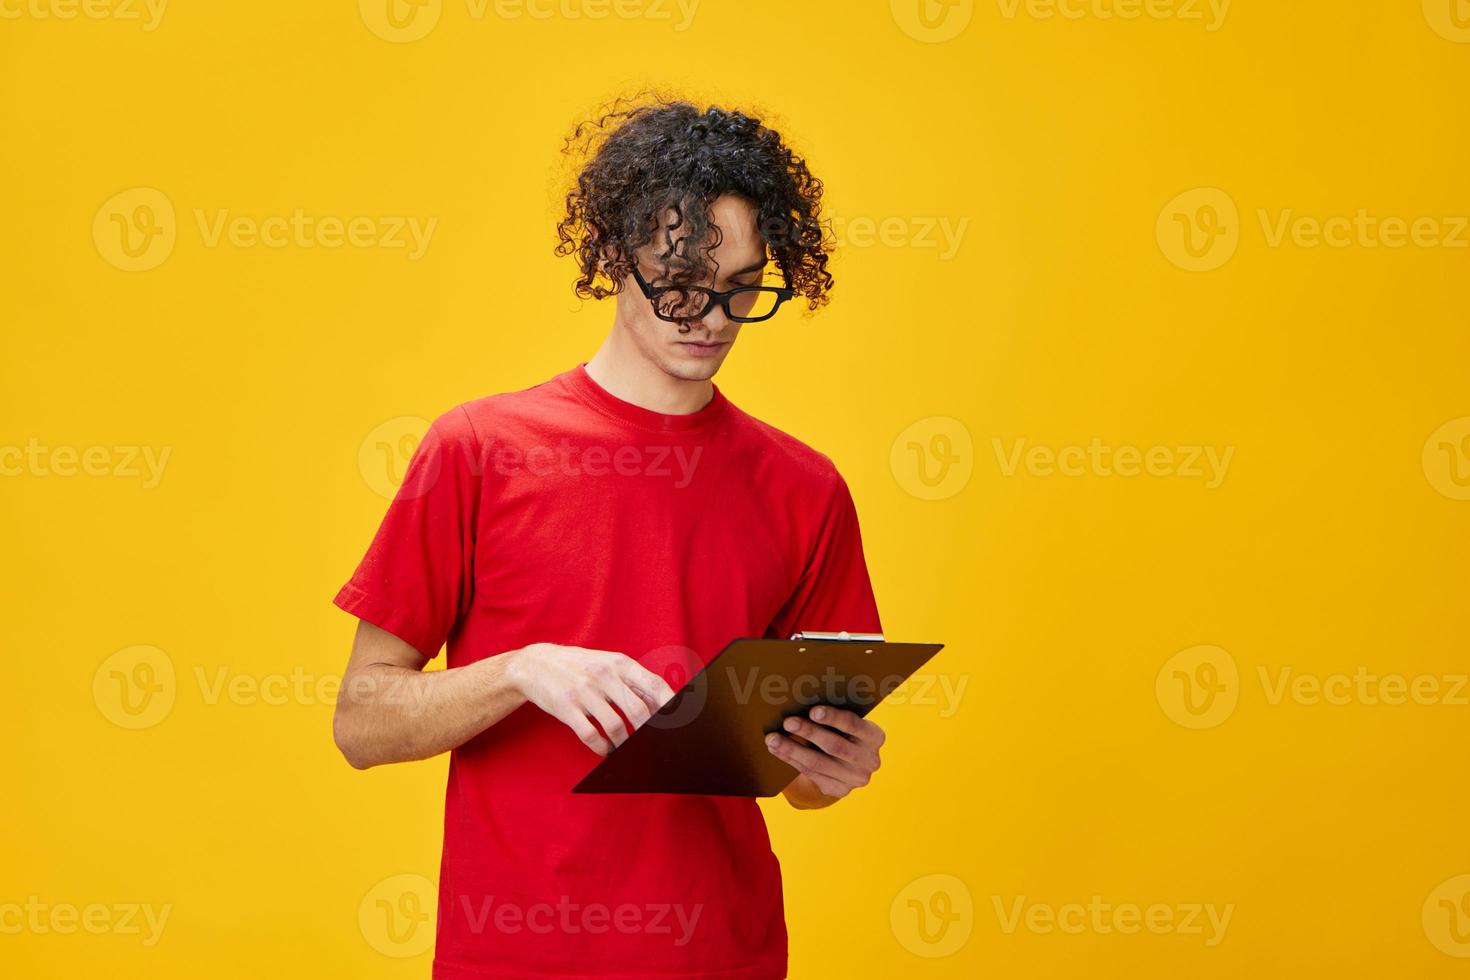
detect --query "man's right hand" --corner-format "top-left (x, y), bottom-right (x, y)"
top-left (506, 643), bottom-right (678, 755)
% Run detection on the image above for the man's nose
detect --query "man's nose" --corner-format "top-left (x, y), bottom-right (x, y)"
top-left (698, 302), bottom-right (732, 332)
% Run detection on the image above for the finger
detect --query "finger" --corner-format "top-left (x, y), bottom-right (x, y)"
top-left (780, 715), bottom-right (862, 764)
top-left (550, 700), bottom-right (612, 755)
top-left (601, 678), bottom-right (654, 733)
top-left (620, 661), bottom-right (678, 708)
top-left (765, 733), bottom-right (852, 783)
top-left (577, 691), bottom-right (630, 748)
top-left (810, 705), bottom-right (884, 746)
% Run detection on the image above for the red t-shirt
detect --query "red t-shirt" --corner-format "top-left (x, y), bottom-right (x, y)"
top-left (334, 363), bottom-right (882, 980)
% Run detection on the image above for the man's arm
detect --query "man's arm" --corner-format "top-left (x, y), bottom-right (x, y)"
top-left (331, 619), bottom-right (677, 769)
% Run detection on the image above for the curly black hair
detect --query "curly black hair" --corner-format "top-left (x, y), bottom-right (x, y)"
top-left (554, 91), bottom-right (835, 315)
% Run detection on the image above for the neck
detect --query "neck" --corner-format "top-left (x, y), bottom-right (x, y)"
top-left (584, 327), bottom-right (714, 415)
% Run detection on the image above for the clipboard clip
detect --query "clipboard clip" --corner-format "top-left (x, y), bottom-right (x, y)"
top-left (788, 630), bottom-right (886, 642)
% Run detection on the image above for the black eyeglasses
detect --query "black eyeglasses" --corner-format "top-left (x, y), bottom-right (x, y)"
top-left (631, 264), bottom-right (794, 323)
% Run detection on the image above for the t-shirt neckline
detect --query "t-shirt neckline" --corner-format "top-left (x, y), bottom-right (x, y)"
top-left (564, 362), bottom-right (728, 435)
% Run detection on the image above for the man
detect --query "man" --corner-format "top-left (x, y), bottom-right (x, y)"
top-left (332, 96), bottom-right (886, 980)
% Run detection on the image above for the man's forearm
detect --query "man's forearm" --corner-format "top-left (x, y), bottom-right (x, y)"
top-left (333, 652), bottom-right (527, 769)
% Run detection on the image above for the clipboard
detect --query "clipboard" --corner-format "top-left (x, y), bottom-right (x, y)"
top-left (572, 632), bottom-right (945, 797)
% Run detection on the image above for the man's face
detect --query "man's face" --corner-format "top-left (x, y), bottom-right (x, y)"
top-left (614, 193), bottom-right (769, 383)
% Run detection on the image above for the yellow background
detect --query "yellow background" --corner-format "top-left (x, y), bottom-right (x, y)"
top-left (4, 1), bottom-right (1469, 977)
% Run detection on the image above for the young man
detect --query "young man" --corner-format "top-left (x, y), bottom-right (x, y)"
top-left (332, 96), bottom-right (886, 980)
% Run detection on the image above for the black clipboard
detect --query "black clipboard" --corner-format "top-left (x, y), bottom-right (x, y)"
top-left (572, 632), bottom-right (945, 797)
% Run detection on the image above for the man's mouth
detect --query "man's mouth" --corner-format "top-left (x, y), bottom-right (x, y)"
top-left (675, 340), bottom-right (727, 357)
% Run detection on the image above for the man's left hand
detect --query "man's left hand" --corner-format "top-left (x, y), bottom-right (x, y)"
top-left (767, 706), bottom-right (884, 807)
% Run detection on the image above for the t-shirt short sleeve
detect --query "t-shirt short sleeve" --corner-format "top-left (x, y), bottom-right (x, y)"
top-left (768, 466), bottom-right (883, 639)
top-left (332, 405), bottom-right (483, 659)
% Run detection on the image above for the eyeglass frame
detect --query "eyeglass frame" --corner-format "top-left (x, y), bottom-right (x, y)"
top-left (630, 263), bottom-right (795, 324)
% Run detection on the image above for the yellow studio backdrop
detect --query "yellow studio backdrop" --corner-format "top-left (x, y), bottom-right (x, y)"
top-left (3, 1), bottom-right (1468, 977)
